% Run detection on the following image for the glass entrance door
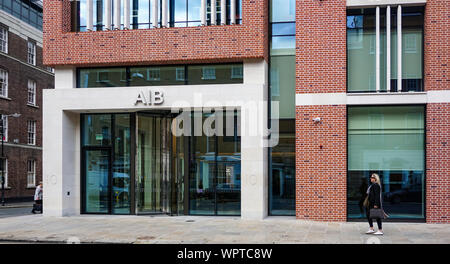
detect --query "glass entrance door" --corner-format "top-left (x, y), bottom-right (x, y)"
top-left (83, 148), bottom-right (111, 213)
top-left (136, 113), bottom-right (183, 214)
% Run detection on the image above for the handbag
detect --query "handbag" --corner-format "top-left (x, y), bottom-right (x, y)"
top-left (363, 195), bottom-right (369, 208)
top-left (369, 208), bottom-right (385, 219)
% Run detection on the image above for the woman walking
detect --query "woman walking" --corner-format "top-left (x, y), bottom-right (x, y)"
top-left (365, 174), bottom-right (383, 235)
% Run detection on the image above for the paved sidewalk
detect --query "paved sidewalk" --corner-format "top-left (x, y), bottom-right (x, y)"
top-left (0, 202), bottom-right (34, 209)
top-left (0, 214), bottom-right (448, 244)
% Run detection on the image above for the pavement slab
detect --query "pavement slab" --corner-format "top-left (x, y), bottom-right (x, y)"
top-left (0, 214), bottom-right (448, 244)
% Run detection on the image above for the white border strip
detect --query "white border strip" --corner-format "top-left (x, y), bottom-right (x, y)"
top-left (347, 0), bottom-right (426, 7)
top-left (296, 91), bottom-right (450, 106)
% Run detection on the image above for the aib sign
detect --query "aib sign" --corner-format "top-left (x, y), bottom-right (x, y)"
top-left (134, 89), bottom-right (164, 106)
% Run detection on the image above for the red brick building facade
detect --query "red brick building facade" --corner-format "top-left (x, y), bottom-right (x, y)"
top-left (0, 1), bottom-right (54, 201)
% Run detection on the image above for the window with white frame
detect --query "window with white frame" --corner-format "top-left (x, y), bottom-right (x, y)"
top-left (0, 115), bottom-right (7, 142)
top-left (231, 65), bottom-right (243, 79)
top-left (0, 158), bottom-right (7, 188)
top-left (27, 120), bottom-right (36, 145)
top-left (27, 41), bottom-right (36, 65)
top-left (28, 79), bottom-right (36, 105)
top-left (0, 27), bottom-right (7, 53)
top-left (202, 67), bottom-right (216, 80)
top-left (27, 159), bottom-right (36, 187)
top-left (147, 68), bottom-right (161, 81)
top-left (176, 67), bottom-right (185, 81)
top-left (0, 69), bottom-right (8, 98)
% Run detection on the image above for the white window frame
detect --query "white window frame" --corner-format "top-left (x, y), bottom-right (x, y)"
top-left (231, 65), bottom-right (243, 79)
top-left (0, 115), bottom-right (7, 142)
top-left (27, 120), bottom-right (36, 146)
top-left (0, 158), bottom-right (7, 188)
top-left (27, 79), bottom-right (36, 106)
top-left (147, 68), bottom-right (161, 81)
top-left (27, 41), bottom-right (36, 65)
top-left (0, 69), bottom-right (8, 98)
top-left (27, 159), bottom-right (36, 188)
top-left (0, 27), bottom-right (8, 54)
top-left (176, 67), bottom-right (185, 81)
top-left (202, 67), bottom-right (216, 80)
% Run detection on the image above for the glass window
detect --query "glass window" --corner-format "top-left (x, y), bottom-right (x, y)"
top-left (187, 0), bottom-right (201, 24)
top-left (27, 159), bottom-right (36, 187)
top-left (0, 158), bottom-right (8, 188)
top-left (131, 0), bottom-right (151, 29)
top-left (112, 114), bottom-right (132, 214)
top-left (0, 115), bottom-right (7, 142)
top-left (0, 27), bottom-right (8, 53)
top-left (27, 79), bottom-right (36, 105)
top-left (187, 64), bottom-right (243, 85)
top-left (84, 149), bottom-right (110, 213)
top-left (27, 120), bottom-right (36, 145)
top-left (78, 67), bottom-right (127, 88)
top-left (129, 66), bottom-right (185, 86)
top-left (270, 56), bottom-right (295, 119)
top-left (173, 0), bottom-right (187, 26)
top-left (347, 7), bottom-right (424, 92)
top-left (270, 0), bottom-right (295, 22)
top-left (82, 114), bottom-right (112, 146)
top-left (272, 23), bottom-right (295, 36)
top-left (189, 111), bottom-right (241, 215)
top-left (347, 106), bottom-right (425, 220)
top-left (269, 119), bottom-right (295, 215)
top-left (0, 69), bottom-right (8, 98)
top-left (27, 41), bottom-right (36, 65)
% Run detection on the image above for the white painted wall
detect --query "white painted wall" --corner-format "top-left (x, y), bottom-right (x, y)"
top-left (44, 60), bottom-right (269, 219)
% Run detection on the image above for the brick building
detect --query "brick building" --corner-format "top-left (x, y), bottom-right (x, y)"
top-left (42, 0), bottom-right (448, 223)
top-left (0, 0), bottom-right (54, 202)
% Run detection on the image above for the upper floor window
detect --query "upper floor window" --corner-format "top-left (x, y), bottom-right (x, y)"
top-left (27, 159), bottom-right (36, 187)
top-left (27, 41), bottom-right (36, 65)
top-left (0, 115), bottom-right (7, 142)
top-left (0, 158), bottom-right (7, 188)
top-left (74, 0), bottom-right (242, 32)
top-left (347, 6), bottom-right (424, 93)
top-left (0, 0), bottom-right (43, 30)
top-left (27, 79), bottom-right (36, 105)
top-left (78, 63), bottom-right (243, 87)
top-left (0, 69), bottom-right (8, 98)
top-left (0, 27), bottom-right (7, 53)
top-left (27, 120), bottom-right (36, 145)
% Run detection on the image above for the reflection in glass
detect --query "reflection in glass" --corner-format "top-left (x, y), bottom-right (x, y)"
top-left (189, 111), bottom-right (241, 215)
top-left (79, 67), bottom-right (128, 88)
top-left (82, 114), bottom-right (112, 146)
top-left (269, 120), bottom-right (295, 215)
top-left (129, 66), bottom-right (185, 86)
top-left (270, 0), bottom-right (295, 22)
top-left (347, 106), bottom-right (425, 219)
top-left (131, 0), bottom-right (151, 29)
top-left (112, 114), bottom-right (131, 214)
top-left (84, 149), bottom-right (110, 213)
top-left (187, 64), bottom-right (243, 85)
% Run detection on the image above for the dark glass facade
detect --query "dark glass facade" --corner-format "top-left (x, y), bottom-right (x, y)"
top-left (81, 111), bottom-right (240, 216)
top-left (347, 105), bottom-right (425, 220)
top-left (81, 114), bottom-right (133, 214)
top-left (347, 7), bottom-right (424, 92)
top-left (269, 0), bottom-right (295, 216)
top-left (0, 0), bottom-right (43, 30)
top-left (77, 63), bottom-right (243, 88)
top-left (75, 0), bottom-right (242, 31)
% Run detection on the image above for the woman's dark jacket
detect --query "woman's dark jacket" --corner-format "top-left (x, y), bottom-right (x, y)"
top-left (368, 183), bottom-right (382, 208)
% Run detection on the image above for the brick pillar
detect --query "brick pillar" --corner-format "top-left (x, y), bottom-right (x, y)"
top-left (295, 0), bottom-right (347, 221)
top-left (424, 0), bottom-right (449, 224)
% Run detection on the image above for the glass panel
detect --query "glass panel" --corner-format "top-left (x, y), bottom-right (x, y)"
top-left (112, 114), bottom-right (131, 214)
top-left (82, 114), bottom-right (112, 146)
top-left (402, 8), bottom-right (423, 92)
top-left (78, 0), bottom-right (87, 31)
top-left (175, 129), bottom-right (185, 215)
top-left (270, 119), bottom-right (295, 215)
top-left (84, 149), bottom-right (110, 213)
top-left (187, 64), bottom-right (243, 85)
top-left (347, 106), bottom-right (425, 219)
top-left (270, 56), bottom-right (295, 119)
top-left (188, 0), bottom-right (201, 23)
top-left (131, 0), bottom-right (151, 29)
top-left (270, 0), bottom-right (295, 22)
top-left (137, 115), bottom-right (156, 213)
top-left (347, 9), bottom-right (376, 92)
top-left (270, 36), bottom-right (295, 56)
top-left (174, 0), bottom-right (187, 24)
top-left (189, 112), bottom-right (216, 215)
top-left (129, 66), bottom-right (185, 86)
top-left (79, 68), bottom-right (127, 88)
top-left (272, 22), bottom-right (295, 36)
top-left (216, 111), bottom-right (240, 215)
